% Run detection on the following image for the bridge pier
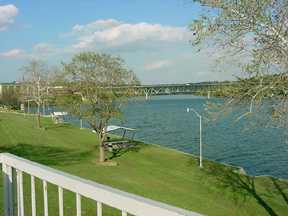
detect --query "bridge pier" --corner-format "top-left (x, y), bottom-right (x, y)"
top-left (145, 92), bottom-right (150, 100)
top-left (144, 89), bottom-right (151, 100)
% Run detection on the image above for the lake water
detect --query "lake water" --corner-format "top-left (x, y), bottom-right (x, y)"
top-left (46, 95), bottom-right (288, 179)
top-left (115, 95), bottom-right (288, 179)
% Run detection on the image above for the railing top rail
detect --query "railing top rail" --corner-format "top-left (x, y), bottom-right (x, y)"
top-left (0, 153), bottom-right (202, 216)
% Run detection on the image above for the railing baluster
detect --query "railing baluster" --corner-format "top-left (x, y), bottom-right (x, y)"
top-left (31, 176), bottom-right (36, 216)
top-left (76, 193), bottom-right (81, 216)
top-left (16, 169), bottom-right (20, 216)
top-left (58, 186), bottom-right (64, 216)
top-left (2, 164), bottom-right (8, 215)
top-left (2, 164), bottom-right (13, 216)
top-left (43, 180), bottom-right (48, 216)
top-left (20, 170), bottom-right (24, 216)
top-left (16, 169), bottom-right (24, 216)
top-left (121, 210), bottom-right (128, 216)
top-left (97, 201), bottom-right (102, 216)
top-left (7, 165), bottom-right (13, 216)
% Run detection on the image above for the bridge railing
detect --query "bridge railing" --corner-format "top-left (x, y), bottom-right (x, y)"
top-left (0, 153), bottom-right (202, 216)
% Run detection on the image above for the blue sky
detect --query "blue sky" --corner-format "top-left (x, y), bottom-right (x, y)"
top-left (0, 0), bottom-right (236, 84)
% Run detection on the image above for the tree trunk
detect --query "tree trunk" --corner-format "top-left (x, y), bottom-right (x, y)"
top-left (42, 101), bottom-right (45, 115)
top-left (99, 143), bottom-right (105, 163)
top-left (98, 132), bottom-right (106, 163)
top-left (37, 103), bottom-right (41, 128)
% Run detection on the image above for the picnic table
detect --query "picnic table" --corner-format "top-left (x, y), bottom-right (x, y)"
top-left (103, 125), bottom-right (137, 152)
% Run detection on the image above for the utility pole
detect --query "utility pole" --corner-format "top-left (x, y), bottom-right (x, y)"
top-left (187, 107), bottom-right (203, 168)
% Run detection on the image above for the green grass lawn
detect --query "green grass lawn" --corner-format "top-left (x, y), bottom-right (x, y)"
top-left (0, 112), bottom-right (287, 216)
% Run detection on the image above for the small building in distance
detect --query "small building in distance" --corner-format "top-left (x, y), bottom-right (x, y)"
top-left (0, 82), bottom-right (21, 98)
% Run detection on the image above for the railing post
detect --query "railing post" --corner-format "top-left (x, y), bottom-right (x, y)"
top-left (97, 202), bottom-right (102, 216)
top-left (43, 180), bottom-right (48, 216)
top-left (16, 169), bottom-right (24, 216)
top-left (58, 187), bottom-right (64, 216)
top-left (31, 176), bottom-right (36, 216)
top-left (76, 193), bottom-right (81, 216)
top-left (2, 163), bottom-right (14, 216)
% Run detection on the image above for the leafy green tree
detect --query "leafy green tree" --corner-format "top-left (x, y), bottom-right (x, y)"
top-left (60, 52), bottom-right (139, 163)
top-left (190, 0), bottom-right (288, 127)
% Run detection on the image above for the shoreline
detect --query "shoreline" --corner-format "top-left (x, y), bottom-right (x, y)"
top-left (1, 110), bottom-right (287, 180)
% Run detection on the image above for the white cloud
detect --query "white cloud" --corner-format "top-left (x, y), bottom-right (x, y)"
top-left (72, 19), bottom-right (192, 49)
top-left (72, 19), bottom-right (122, 32)
top-left (0, 4), bottom-right (18, 31)
top-left (33, 43), bottom-right (55, 54)
top-left (0, 49), bottom-right (25, 58)
top-left (144, 60), bottom-right (172, 70)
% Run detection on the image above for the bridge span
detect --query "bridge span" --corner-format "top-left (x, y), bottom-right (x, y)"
top-left (125, 83), bottom-right (234, 100)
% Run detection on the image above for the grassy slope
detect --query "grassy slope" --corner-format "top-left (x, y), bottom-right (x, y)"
top-left (0, 113), bottom-right (287, 216)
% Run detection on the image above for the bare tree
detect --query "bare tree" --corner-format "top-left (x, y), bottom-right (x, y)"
top-left (190, 0), bottom-right (288, 127)
top-left (21, 60), bottom-right (51, 128)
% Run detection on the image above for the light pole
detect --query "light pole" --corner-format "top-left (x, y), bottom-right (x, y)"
top-left (187, 107), bottom-right (203, 168)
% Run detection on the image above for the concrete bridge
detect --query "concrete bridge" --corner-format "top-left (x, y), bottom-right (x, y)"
top-left (117, 82), bottom-right (234, 100)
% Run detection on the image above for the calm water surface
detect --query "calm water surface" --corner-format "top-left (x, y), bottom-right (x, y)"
top-left (116, 95), bottom-right (288, 179)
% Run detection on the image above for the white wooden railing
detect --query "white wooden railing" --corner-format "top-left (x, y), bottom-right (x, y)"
top-left (0, 153), bottom-right (202, 216)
